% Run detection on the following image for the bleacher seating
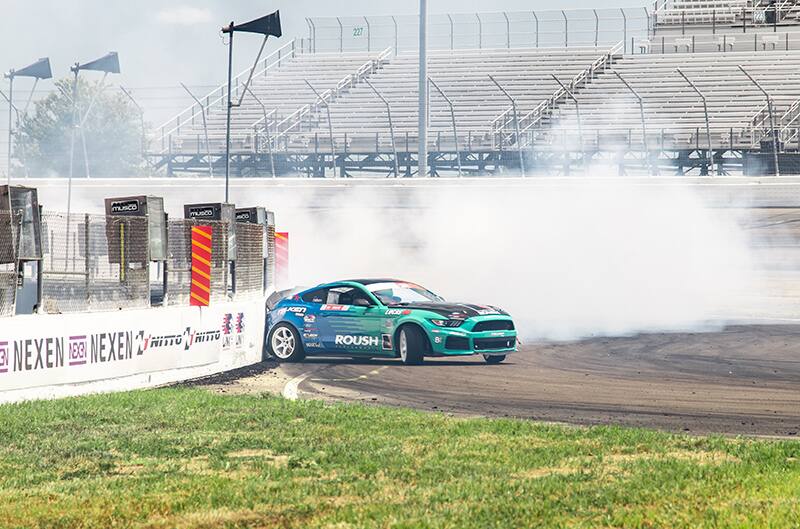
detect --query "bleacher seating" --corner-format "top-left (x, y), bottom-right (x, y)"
top-left (544, 50), bottom-right (800, 150)
top-left (285, 47), bottom-right (614, 153)
top-left (170, 51), bottom-right (382, 154)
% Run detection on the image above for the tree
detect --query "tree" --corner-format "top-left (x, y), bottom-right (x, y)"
top-left (15, 78), bottom-right (145, 178)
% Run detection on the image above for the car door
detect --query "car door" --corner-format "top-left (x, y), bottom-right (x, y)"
top-left (319, 285), bottom-right (384, 355)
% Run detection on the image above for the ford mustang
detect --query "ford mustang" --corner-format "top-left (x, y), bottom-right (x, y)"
top-left (266, 279), bottom-right (517, 365)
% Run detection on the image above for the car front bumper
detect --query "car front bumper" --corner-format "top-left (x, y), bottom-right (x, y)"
top-left (427, 326), bottom-right (518, 357)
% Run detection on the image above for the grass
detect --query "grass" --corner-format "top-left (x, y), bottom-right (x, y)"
top-left (0, 389), bottom-right (799, 528)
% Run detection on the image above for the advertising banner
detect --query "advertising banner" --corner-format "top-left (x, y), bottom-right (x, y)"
top-left (0, 299), bottom-right (264, 393)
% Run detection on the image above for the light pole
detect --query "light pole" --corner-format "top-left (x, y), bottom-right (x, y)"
top-left (418, 0), bottom-right (428, 177)
top-left (120, 86), bottom-right (150, 176)
top-left (738, 65), bottom-right (780, 177)
top-left (221, 10), bottom-right (282, 200)
top-left (676, 68), bottom-right (714, 176)
top-left (489, 74), bottom-right (526, 176)
top-left (4, 58), bottom-right (52, 183)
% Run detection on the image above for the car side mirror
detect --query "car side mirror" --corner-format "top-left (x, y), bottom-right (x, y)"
top-left (353, 298), bottom-right (372, 307)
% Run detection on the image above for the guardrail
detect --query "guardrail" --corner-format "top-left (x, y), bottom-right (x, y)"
top-left (261, 47), bottom-right (393, 153)
top-left (155, 38), bottom-right (302, 154)
top-left (490, 41), bottom-right (623, 148)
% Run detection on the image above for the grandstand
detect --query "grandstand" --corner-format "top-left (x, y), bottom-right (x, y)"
top-left (151, 3), bottom-right (800, 177)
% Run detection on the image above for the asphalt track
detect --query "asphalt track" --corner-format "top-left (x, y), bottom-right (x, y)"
top-left (244, 324), bottom-right (800, 438)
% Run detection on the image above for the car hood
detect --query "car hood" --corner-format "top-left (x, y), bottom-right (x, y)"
top-left (390, 302), bottom-right (507, 319)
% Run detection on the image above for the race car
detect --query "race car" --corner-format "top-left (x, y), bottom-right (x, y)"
top-left (266, 279), bottom-right (517, 365)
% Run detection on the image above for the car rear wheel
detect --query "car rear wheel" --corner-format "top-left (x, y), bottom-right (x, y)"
top-left (268, 324), bottom-right (305, 363)
top-left (483, 354), bottom-right (506, 364)
top-left (398, 326), bottom-right (425, 365)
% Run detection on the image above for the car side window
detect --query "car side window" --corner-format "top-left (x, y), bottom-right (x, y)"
top-left (301, 288), bottom-right (328, 304)
top-left (327, 286), bottom-right (375, 306)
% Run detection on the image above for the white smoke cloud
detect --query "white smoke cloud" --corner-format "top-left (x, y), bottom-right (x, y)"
top-left (156, 6), bottom-right (214, 26)
top-left (279, 179), bottom-right (760, 342)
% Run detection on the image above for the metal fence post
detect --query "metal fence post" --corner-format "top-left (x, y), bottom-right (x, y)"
top-left (364, 16), bottom-right (371, 52)
top-left (621, 9), bottom-right (628, 53)
top-left (532, 11), bottom-right (539, 48)
top-left (504, 12), bottom-right (511, 49)
top-left (448, 14), bottom-right (454, 50)
top-left (489, 74), bottom-right (526, 176)
top-left (562, 11), bottom-right (568, 47)
top-left (392, 16), bottom-right (398, 55)
top-left (476, 13), bottom-right (482, 49)
top-left (337, 17), bottom-right (343, 52)
top-left (594, 9), bottom-right (599, 47)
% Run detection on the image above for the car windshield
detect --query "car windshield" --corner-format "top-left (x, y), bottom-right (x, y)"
top-left (368, 282), bottom-right (443, 305)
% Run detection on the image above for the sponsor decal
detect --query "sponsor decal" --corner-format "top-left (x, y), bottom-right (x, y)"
top-left (304, 315), bottom-right (316, 323)
top-left (477, 309), bottom-right (500, 316)
top-left (236, 211), bottom-right (252, 222)
top-left (382, 334), bottom-right (393, 351)
top-left (188, 207), bottom-right (216, 219)
top-left (449, 312), bottom-right (468, 320)
top-left (68, 336), bottom-right (88, 366)
top-left (335, 335), bottom-right (379, 347)
top-left (0, 341), bottom-right (8, 373)
top-left (306, 342), bottom-right (323, 348)
top-left (321, 304), bottom-right (349, 312)
top-left (434, 336), bottom-right (442, 344)
top-left (303, 333), bottom-right (319, 339)
top-left (222, 313), bottom-right (246, 349)
top-left (385, 309), bottom-right (413, 316)
top-left (109, 199), bottom-right (140, 214)
top-left (287, 307), bottom-right (306, 316)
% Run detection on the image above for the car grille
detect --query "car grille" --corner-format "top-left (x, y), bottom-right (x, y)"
top-left (472, 320), bottom-right (515, 332)
top-left (474, 338), bottom-right (515, 351)
top-left (445, 336), bottom-right (470, 351)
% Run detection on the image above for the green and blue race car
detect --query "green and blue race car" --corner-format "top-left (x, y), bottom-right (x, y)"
top-left (266, 279), bottom-right (517, 365)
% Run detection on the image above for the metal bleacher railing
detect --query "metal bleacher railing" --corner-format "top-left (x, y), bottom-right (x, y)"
top-left (5, 212), bottom-right (270, 316)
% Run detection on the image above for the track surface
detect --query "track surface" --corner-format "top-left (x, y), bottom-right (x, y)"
top-left (264, 325), bottom-right (800, 437)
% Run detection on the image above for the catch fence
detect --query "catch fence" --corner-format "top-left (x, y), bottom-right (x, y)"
top-left (1, 210), bottom-right (269, 317)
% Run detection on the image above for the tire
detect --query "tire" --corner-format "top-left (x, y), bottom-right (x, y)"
top-left (483, 354), bottom-right (506, 364)
top-left (268, 323), bottom-right (305, 363)
top-left (397, 326), bottom-right (425, 365)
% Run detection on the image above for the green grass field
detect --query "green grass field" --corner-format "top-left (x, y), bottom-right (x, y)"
top-left (1, 388), bottom-right (799, 528)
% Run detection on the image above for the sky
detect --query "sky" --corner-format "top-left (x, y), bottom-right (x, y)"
top-left (0, 0), bottom-right (646, 145)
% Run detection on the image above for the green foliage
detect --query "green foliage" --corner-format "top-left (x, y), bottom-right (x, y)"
top-left (0, 388), bottom-right (799, 528)
top-left (16, 78), bottom-right (145, 178)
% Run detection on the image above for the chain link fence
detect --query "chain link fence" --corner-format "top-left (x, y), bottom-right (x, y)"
top-left (235, 222), bottom-right (265, 299)
top-left (40, 212), bottom-right (151, 314)
top-left (1, 211), bottom-right (271, 316)
top-left (0, 210), bottom-right (16, 317)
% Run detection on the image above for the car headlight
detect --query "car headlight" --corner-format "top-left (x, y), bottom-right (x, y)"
top-left (429, 319), bottom-right (464, 328)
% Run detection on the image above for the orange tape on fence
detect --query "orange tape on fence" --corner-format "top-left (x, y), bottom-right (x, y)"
top-left (191, 226), bottom-right (213, 307)
top-left (275, 231), bottom-right (289, 288)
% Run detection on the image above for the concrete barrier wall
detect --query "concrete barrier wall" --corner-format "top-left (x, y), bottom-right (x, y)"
top-left (0, 297), bottom-right (266, 404)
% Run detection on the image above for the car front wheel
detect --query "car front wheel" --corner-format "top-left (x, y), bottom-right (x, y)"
top-left (398, 326), bottom-right (425, 365)
top-left (268, 323), bottom-right (305, 363)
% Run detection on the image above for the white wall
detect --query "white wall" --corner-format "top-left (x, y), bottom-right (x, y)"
top-left (0, 297), bottom-right (266, 403)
